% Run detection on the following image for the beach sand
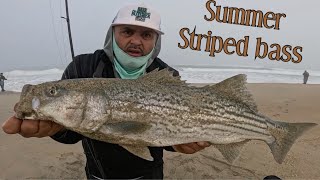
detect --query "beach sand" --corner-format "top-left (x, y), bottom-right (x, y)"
top-left (0, 83), bottom-right (319, 179)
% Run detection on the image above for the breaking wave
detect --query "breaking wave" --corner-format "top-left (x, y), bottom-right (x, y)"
top-left (2, 66), bottom-right (320, 92)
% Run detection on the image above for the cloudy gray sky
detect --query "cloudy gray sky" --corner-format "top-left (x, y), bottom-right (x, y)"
top-left (1, 0), bottom-right (319, 72)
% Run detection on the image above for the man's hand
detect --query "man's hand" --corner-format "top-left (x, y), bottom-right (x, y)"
top-left (2, 116), bottom-right (64, 138)
top-left (172, 142), bottom-right (211, 154)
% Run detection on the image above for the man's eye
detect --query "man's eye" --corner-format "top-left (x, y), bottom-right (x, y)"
top-left (122, 30), bottom-right (133, 36)
top-left (143, 33), bottom-right (153, 40)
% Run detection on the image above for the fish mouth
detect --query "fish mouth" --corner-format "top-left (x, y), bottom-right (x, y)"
top-left (15, 97), bottom-right (41, 120)
top-left (23, 112), bottom-right (38, 120)
top-left (24, 97), bottom-right (41, 119)
top-left (15, 110), bottom-right (38, 120)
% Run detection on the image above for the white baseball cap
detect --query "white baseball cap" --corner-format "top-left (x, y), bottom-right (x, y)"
top-left (112, 3), bottom-right (164, 35)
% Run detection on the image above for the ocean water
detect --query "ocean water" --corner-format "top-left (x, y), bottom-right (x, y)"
top-left (1, 66), bottom-right (319, 92)
top-left (175, 65), bottom-right (320, 84)
top-left (2, 68), bottom-right (64, 92)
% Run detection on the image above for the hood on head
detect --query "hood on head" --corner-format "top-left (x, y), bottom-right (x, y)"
top-left (103, 3), bottom-right (163, 76)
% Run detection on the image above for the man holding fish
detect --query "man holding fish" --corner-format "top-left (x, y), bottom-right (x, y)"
top-left (2, 3), bottom-right (211, 179)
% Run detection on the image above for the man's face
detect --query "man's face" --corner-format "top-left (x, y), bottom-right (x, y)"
top-left (113, 25), bottom-right (158, 57)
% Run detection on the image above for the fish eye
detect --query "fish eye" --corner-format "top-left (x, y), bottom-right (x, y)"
top-left (48, 86), bottom-right (58, 96)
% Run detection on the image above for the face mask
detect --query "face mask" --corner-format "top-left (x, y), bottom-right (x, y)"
top-left (113, 34), bottom-right (154, 79)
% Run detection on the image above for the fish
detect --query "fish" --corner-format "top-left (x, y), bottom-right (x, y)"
top-left (15, 68), bottom-right (317, 164)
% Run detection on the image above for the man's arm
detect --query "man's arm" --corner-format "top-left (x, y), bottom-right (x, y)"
top-left (172, 142), bottom-right (211, 154)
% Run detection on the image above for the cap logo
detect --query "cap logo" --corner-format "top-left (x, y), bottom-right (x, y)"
top-left (131, 7), bottom-right (151, 22)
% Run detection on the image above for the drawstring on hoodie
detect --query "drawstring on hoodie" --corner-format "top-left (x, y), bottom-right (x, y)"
top-left (93, 60), bottom-right (105, 78)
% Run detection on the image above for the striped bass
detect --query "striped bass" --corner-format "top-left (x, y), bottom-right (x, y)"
top-left (15, 69), bottom-right (317, 164)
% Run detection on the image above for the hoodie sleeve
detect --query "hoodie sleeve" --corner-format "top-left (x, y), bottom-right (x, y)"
top-left (51, 129), bottom-right (83, 144)
top-left (163, 146), bottom-right (176, 152)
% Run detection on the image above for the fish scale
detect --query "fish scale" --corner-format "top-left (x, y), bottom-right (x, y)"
top-left (103, 82), bottom-right (302, 147)
top-left (110, 96), bottom-right (269, 146)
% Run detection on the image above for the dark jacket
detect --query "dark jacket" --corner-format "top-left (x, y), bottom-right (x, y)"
top-left (51, 50), bottom-right (179, 179)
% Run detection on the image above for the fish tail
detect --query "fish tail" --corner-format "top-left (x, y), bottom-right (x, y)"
top-left (267, 121), bottom-right (317, 164)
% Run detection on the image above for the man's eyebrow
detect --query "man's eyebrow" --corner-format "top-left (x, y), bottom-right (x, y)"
top-left (143, 30), bottom-right (155, 33)
top-left (120, 26), bottom-right (155, 34)
top-left (121, 27), bottom-right (134, 31)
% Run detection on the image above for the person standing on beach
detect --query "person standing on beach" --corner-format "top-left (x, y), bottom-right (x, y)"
top-left (303, 70), bottom-right (309, 84)
top-left (2, 3), bottom-right (211, 179)
top-left (0, 73), bottom-right (7, 92)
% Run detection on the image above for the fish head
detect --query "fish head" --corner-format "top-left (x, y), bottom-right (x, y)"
top-left (15, 81), bottom-right (86, 128)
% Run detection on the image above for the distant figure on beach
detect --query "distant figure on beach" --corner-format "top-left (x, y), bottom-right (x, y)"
top-left (0, 73), bottom-right (7, 92)
top-left (303, 70), bottom-right (309, 84)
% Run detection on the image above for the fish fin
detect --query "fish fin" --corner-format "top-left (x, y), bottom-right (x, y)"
top-left (267, 121), bottom-right (317, 164)
top-left (102, 121), bottom-right (151, 134)
top-left (139, 68), bottom-right (186, 85)
top-left (213, 140), bottom-right (249, 164)
top-left (205, 74), bottom-right (258, 112)
top-left (121, 145), bottom-right (153, 161)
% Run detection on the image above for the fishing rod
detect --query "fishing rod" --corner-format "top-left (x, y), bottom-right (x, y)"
top-left (61, 0), bottom-right (78, 78)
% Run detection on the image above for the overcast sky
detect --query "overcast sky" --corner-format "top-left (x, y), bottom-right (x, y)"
top-left (1, 0), bottom-right (319, 72)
